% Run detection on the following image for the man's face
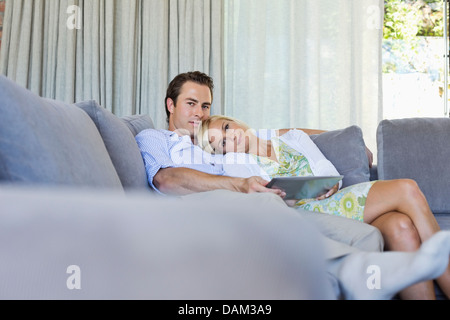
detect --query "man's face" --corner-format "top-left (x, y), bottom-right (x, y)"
top-left (167, 81), bottom-right (212, 138)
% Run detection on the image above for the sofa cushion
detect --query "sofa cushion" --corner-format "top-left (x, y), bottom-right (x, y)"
top-left (436, 214), bottom-right (450, 231)
top-left (121, 115), bottom-right (155, 137)
top-left (377, 118), bottom-right (450, 214)
top-left (0, 75), bottom-right (123, 189)
top-left (310, 126), bottom-right (370, 188)
top-left (76, 101), bottom-right (150, 190)
top-left (0, 186), bottom-right (333, 300)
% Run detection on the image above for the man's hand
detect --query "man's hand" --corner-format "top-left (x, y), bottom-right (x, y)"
top-left (365, 146), bottom-right (374, 169)
top-left (239, 176), bottom-right (287, 198)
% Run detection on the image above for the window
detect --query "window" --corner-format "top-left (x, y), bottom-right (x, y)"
top-left (383, 0), bottom-right (449, 119)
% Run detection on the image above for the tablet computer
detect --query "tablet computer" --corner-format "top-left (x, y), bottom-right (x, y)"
top-left (266, 176), bottom-right (344, 200)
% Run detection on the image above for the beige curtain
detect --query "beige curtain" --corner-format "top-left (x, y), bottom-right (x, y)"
top-left (224, 0), bottom-right (384, 154)
top-left (0, 0), bottom-right (223, 129)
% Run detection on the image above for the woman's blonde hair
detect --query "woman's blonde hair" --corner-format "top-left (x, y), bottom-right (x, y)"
top-left (197, 115), bottom-right (250, 154)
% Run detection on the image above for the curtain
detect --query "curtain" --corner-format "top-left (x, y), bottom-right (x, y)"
top-left (223, 0), bottom-right (384, 154)
top-left (0, 0), bottom-right (223, 129)
top-left (1, 0), bottom-right (383, 151)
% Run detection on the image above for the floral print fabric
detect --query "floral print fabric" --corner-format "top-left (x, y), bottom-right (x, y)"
top-left (295, 181), bottom-right (376, 222)
top-left (253, 137), bottom-right (375, 222)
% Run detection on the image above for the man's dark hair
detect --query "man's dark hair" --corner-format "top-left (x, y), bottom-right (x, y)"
top-left (165, 71), bottom-right (214, 123)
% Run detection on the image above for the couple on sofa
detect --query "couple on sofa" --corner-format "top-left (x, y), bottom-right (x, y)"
top-left (135, 71), bottom-right (450, 300)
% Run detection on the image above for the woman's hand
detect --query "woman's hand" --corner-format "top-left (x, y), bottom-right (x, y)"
top-left (316, 183), bottom-right (339, 200)
top-left (365, 146), bottom-right (374, 168)
top-left (284, 200), bottom-right (297, 207)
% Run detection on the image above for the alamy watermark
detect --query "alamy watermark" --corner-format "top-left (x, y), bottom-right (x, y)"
top-left (366, 265), bottom-right (381, 290)
top-left (65, 4), bottom-right (381, 32)
top-left (366, 5), bottom-right (382, 30)
top-left (67, 5), bottom-right (82, 30)
top-left (64, 264), bottom-right (381, 293)
top-left (66, 265), bottom-right (81, 290)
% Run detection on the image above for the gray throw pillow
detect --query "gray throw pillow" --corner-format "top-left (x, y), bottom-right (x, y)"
top-left (0, 75), bottom-right (123, 189)
top-left (121, 115), bottom-right (155, 137)
top-left (310, 125), bottom-right (370, 188)
top-left (377, 118), bottom-right (450, 214)
top-left (76, 101), bottom-right (150, 190)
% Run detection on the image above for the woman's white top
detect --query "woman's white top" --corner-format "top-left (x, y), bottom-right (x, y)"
top-left (223, 129), bottom-right (342, 189)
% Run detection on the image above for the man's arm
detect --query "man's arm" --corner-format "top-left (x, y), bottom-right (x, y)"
top-left (278, 128), bottom-right (327, 136)
top-left (154, 167), bottom-right (286, 197)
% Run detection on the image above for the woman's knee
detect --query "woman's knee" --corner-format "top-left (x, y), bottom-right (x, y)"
top-left (393, 179), bottom-right (429, 208)
top-left (390, 214), bottom-right (418, 235)
top-left (396, 179), bottom-right (423, 198)
top-left (380, 214), bottom-right (421, 250)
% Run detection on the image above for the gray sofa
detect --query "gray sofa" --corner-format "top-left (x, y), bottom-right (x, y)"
top-left (375, 118), bottom-right (450, 300)
top-left (0, 75), bottom-right (338, 300)
top-left (0, 74), bottom-right (448, 300)
top-left (375, 117), bottom-right (450, 231)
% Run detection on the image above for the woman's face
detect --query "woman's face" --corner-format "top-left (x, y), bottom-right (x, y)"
top-left (207, 119), bottom-right (250, 154)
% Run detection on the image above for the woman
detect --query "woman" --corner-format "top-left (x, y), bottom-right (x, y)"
top-left (198, 115), bottom-right (450, 300)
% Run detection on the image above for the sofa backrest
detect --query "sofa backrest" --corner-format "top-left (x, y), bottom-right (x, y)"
top-left (0, 75), bottom-right (132, 190)
top-left (377, 118), bottom-right (450, 214)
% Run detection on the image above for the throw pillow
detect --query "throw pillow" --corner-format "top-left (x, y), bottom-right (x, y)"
top-left (0, 75), bottom-right (123, 189)
top-left (310, 126), bottom-right (370, 188)
top-left (76, 101), bottom-right (150, 190)
top-left (121, 115), bottom-right (155, 137)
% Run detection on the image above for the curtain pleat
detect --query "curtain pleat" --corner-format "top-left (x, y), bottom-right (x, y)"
top-left (0, 0), bottom-right (223, 130)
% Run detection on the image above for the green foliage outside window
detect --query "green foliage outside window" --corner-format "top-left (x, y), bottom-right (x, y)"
top-left (384, 0), bottom-right (444, 39)
top-left (383, 0), bottom-right (445, 74)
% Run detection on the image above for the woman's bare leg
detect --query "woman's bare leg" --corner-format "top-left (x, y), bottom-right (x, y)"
top-left (364, 179), bottom-right (450, 298)
top-left (364, 180), bottom-right (440, 239)
top-left (371, 212), bottom-right (436, 299)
